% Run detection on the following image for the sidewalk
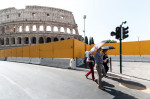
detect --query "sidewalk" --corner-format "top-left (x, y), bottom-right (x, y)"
top-left (75, 61), bottom-right (150, 88)
top-left (111, 61), bottom-right (150, 81)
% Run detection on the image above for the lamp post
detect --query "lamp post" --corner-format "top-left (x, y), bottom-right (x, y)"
top-left (83, 15), bottom-right (86, 42)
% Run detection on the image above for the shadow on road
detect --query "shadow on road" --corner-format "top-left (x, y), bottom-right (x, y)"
top-left (102, 81), bottom-right (115, 88)
top-left (104, 87), bottom-right (138, 99)
top-left (107, 76), bottom-right (146, 90)
top-left (101, 81), bottom-right (137, 99)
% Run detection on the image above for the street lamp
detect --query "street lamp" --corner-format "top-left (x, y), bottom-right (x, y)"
top-left (83, 15), bottom-right (86, 42)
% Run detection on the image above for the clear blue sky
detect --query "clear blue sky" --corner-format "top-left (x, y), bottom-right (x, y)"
top-left (1, 0), bottom-right (150, 43)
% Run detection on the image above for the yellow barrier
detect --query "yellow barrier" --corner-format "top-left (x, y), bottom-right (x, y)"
top-left (53, 39), bottom-right (73, 58)
top-left (16, 47), bottom-right (23, 57)
top-left (140, 40), bottom-right (150, 55)
top-left (1, 39), bottom-right (150, 58)
top-left (39, 43), bottom-right (53, 58)
top-left (74, 39), bottom-right (85, 58)
top-left (23, 46), bottom-right (30, 57)
top-left (30, 45), bottom-right (40, 58)
top-left (12, 48), bottom-right (17, 57)
top-left (0, 50), bottom-right (5, 57)
top-left (4, 49), bottom-right (11, 57)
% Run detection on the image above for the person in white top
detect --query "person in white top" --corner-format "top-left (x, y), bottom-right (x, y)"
top-left (85, 51), bottom-right (89, 58)
top-left (84, 51), bottom-right (89, 64)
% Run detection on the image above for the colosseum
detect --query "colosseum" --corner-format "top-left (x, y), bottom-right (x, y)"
top-left (0, 6), bottom-right (83, 50)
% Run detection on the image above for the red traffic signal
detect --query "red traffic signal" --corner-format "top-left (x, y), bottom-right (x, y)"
top-left (116, 27), bottom-right (121, 39)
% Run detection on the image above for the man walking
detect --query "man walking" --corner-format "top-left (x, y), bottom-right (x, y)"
top-left (94, 47), bottom-right (106, 90)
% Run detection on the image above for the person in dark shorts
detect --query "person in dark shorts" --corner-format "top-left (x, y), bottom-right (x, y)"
top-left (103, 50), bottom-right (109, 74)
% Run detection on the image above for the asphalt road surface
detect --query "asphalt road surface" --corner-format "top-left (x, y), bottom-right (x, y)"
top-left (0, 61), bottom-right (150, 99)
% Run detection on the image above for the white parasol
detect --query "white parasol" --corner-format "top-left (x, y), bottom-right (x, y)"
top-left (89, 40), bottom-right (107, 54)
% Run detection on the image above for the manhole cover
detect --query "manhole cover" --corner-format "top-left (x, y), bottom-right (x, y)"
top-left (119, 82), bottom-right (146, 90)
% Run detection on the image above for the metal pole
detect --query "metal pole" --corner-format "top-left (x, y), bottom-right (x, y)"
top-left (83, 15), bottom-right (86, 51)
top-left (110, 57), bottom-right (112, 72)
top-left (120, 25), bottom-right (122, 74)
top-left (83, 15), bottom-right (86, 42)
top-left (84, 18), bottom-right (85, 40)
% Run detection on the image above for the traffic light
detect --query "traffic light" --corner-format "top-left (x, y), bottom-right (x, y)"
top-left (116, 27), bottom-right (121, 39)
top-left (123, 26), bottom-right (129, 39)
top-left (111, 31), bottom-right (116, 36)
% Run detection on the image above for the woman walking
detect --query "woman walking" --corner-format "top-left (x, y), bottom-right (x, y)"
top-left (85, 53), bottom-right (95, 81)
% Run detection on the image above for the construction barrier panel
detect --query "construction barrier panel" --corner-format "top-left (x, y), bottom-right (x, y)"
top-left (74, 39), bottom-right (85, 58)
top-left (1, 39), bottom-right (150, 59)
top-left (23, 46), bottom-right (30, 57)
top-left (53, 39), bottom-right (73, 58)
top-left (39, 43), bottom-right (53, 58)
top-left (30, 45), bottom-right (40, 58)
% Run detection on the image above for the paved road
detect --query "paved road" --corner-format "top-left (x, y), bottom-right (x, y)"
top-left (0, 61), bottom-right (150, 99)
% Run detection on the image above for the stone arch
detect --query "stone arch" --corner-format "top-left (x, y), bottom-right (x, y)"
top-left (17, 37), bottom-right (21, 44)
top-left (0, 38), bottom-right (1, 45)
top-left (25, 25), bottom-right (30, 32)
top-left (46, 37), bottom-right (51, 43)
top-left (31, 37), bottom-right (36, 44)
top-left (67, 28), bottom-right (71, 34)
top-left (60, 27), bottom-right (65, 33)
top-left (53, 26), bottom-right (58, 32)
top-left (72, 29), bottom-right (76, 34)
top-left (60, 38), bottom-right (64, 40)
top-left (6, 38), bottom-right (9, 45)
top-left (0, 38), bottom-right (4, 45)
top-left (18, 13), bottom-right (21, 17)
top-left (7, 15), bottom-right (9, 18)
top-left (32, 13), bottom-right (36, 17)
top-left (39, 37), bottom-right (44, 44)
top-left (11, 38), bottom-right (15, 44)
top-left (19, 26), bottom-right (23, 32)
top-left (32, 25), bottom-right (37, 31)
top-left (54, 37), bottom-right (58, 42)
top-left (39, 25), bottom-right (44, 31)
top-left (24, 37), bottom-right (29, 44)
top-left (47, 13), bottom-right (50, 17)
top-left (46, 26), bottom-right (51, 31)
top-left (6, 26), bottom-right (10, 33)
top-left (13, 25), bottom-right (16, 32)
top-left (2, 27), bottom-right (5, 33)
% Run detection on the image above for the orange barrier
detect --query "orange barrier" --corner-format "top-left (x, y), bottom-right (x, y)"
top-left (0, 39), bottom-right (150, 58)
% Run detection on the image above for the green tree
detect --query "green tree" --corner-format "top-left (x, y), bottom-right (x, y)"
top-left (85, 36), bottom-right (88, 44)
top-left (89, 37), bottom-right (92, 45)
top-left (106, 39), bottom-right (117, 43)
top-left (91, 37), bottom-right (94, 44)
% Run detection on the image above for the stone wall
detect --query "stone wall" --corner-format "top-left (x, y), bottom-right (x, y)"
top-left (0, 6), bottom-right (83, 50)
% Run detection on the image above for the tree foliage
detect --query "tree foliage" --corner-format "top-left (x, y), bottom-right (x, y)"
top-left (91, 37), bottom-right (94, 44)
top-left (106, 39), bottom-right (117, 43)
top-left (89, 37), bottom-right (92, 45)
top-left (85, 36), bottom-right (88, 44)
top-left (88, 37), bottom-right (95, 45)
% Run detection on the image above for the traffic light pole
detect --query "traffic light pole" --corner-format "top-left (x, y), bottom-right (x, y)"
top-left (120, 25), bottom-right (122, 74)
top-left (110, 21), bottom-right (128, 74)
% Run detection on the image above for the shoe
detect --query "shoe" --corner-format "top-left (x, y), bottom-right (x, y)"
top-left (98, 86), bottom-right (105, 90)
top-left (85, 75), bottom-right (88, 79)
top-left (94, 79), bottom-right (98, 84)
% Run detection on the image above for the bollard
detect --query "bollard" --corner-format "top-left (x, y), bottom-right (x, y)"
top-left (110, 57), bottom-right (112, 72)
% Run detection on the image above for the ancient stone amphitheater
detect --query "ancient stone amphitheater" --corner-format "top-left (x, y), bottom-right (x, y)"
top-left (0, 6), bottom-right (83, 50)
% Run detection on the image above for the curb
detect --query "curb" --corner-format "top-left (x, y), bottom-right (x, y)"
top-left (72, 67), bottom-right (131, 79)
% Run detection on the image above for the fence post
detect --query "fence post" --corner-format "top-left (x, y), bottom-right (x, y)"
top-left (76, 57), bottom-right (77, 67)
top-left (110, 57), bottom-right (112, 72)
